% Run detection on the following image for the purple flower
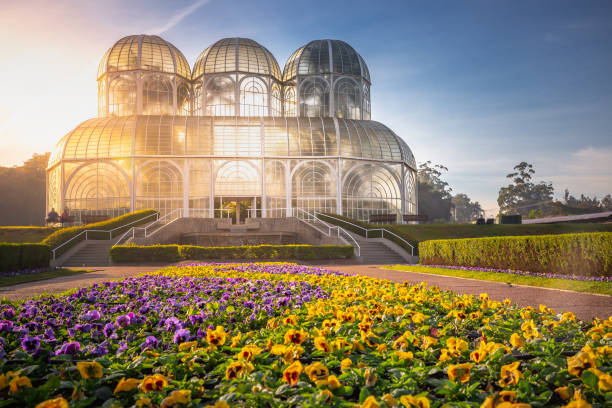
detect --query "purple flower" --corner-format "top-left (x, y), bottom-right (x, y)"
top-left (115, 314), bottom-right (130, 328)
top-left (81, 310), bottom-right (101, 322)
top-left (117, 342), bottom-right (127, 354)
top-left (57, 341), bottom-right (80, 356)
top-left (21, 335), bottom-right (41, 353)
top-left (173, 329), bottom-right (190, 344)
top-left (103, 323), bottom-right (116, 337)
top-left (141, 335), bottom-right (159, 350)
top-left (164, 317), bottom-right (182, 332)
top-left (0, 320), bottom-right (13, 333)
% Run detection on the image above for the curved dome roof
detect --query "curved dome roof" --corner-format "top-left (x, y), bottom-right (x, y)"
top-left (97, 34), bottom-right (191, 80)
top-left (48, 116), bottom-right (415, 170)
top-left (192, 38), bottom-right (282, 81)
top-left (283, 39), bottom-right (370, 83)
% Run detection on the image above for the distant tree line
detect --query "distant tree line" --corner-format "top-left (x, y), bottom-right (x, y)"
top-left (0, 153), bottom-right (49, 226)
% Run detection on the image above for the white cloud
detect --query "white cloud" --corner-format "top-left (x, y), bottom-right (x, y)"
top-left (146, 0), bottom-right (212, 35)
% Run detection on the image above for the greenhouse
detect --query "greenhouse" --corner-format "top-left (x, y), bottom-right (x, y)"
top-left (47, 35), bottom-right (417, 222)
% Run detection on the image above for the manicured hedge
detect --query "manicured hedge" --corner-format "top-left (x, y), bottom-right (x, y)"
top-left (42, 210), bottom-right (158, 257)
top-left (0, 243), bottom-right (50, 272)
top-left (419, 231), bottom-right (612, 277)
top-left (110, 244), bottom-right (354, 263)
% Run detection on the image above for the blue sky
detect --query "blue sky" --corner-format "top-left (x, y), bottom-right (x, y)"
top-left (1, 0), bottom-right (611, 215)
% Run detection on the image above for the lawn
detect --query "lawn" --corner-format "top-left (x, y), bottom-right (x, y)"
top-left (386, 264), bottom-right (612, 296)
top-left (0, 268), bottom-right (89, 287)
top-left (0, 226), bottom-right (59, 243)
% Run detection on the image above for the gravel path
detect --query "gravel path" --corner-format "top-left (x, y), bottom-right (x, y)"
top-left (1, 263), bottom-right (609, 321)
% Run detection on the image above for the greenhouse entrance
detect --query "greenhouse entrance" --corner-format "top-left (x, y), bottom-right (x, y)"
top-left (213, 196), bottom-right (262, 224)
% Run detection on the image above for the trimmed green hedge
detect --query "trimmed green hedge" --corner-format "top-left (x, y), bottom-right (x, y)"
top-left (42, 210), bottom-right (158, 257)
top-left (419, 232), bottom-right (612, 277)
top-left (110, 244), bottom-right (354, 263)
top-left (0, 243), bottom-right (50, 272)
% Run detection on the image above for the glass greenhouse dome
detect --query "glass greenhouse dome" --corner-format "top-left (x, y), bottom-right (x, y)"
top-left (47, 35), bottom-right (417, 222)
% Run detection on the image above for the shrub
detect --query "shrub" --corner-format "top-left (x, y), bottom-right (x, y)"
top-left (419, 231), bottom-right (612, 277)
top-left (0, 243), bottom-right (50, 272)
top-left (43, 210), bottom-right (158, 257)
top-left (110, 245), bottom-right (181, 263)
top-left (110, 244), bottom-right (354, 263)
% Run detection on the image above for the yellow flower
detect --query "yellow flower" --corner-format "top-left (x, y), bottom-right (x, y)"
top-left (8, 376), bottom-right (32, 395)
top-left (230, 332), bottom-right (242, 347)
top-left (305, 362), bottom-right (329, 385)
top-left (562, 312), bottom-right (576, 321)
top-left (399, 394), bottom-right (430, 408)
top-left (396, 350), bottom-right (414, 360)
top-left (114, 377), bottom-right (141, 393)
top-left (420, 336), bottom-right (438, 350)
top-left (314, 336), bottom-right (331, 353)
top-left (510, 333), bottom-right (525, 348)
top-left (471, 347), bottom-right (487, 363)
top-left (411, 312), bottom-right (427, 324)
top-left (178, 341), bottom-right (198, 352)
top-left (447, 363), bottom-right (473, 383)
top-left (439, 349), bottom-right (452, 362)
top-left (135, 397), bottom-right (153, 407)
top-left (206, 326), bottom-right (227, 348)
top-left (76, 361), bottom-right (103, 379)
top-left (140, 374), bottom-right (168, 392)
top-left (589, 368), bottom-right (612, 391)
top-left (555, 387), bottom-right (571, 401)
top-left (361, 396), bottom-right (380, 408)
top-left (282, 360), bottom-right (303, 386)
top-left (567, 351), bottom-right (597, 377)
top-left (284, 328), bottom-right (308, 345)
top-left (381, 393), bottom-right (397, 407)
top-left (446, 337), bottom-right (468, 356)
top-left (35, 397), bottom-right (69, 408)
top-left (235, 344), bottom-right (263, 361)
top-left (327, 375), bottom-right (341, 389)
top-left (225, 360), bottom-right (254, 380)
top-left (561, 390), bottom-right (592, 408)
top-left (341, 358), bottom-right (353, 371)
top-left (499, 361), bottom-right (522, 388)
top-left (169, 390), bottom-right (191, 404)
top-left (282, 315), bottom-right (298, 325)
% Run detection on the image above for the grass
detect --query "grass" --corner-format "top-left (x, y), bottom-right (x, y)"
top-left (0, 226), bottom-right (59, 243)
top-left (0, 268), bottom-right (90, 287)
top-left (385, 264), bottom-right (612, 296)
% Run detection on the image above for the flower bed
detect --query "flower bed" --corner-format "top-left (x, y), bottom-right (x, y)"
top-left (0, 263), bottom-right (610, 407)
top-left (414, 264), bottom-right (612, 282)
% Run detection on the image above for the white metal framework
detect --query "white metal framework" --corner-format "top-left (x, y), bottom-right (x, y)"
top-left (47, 35), bottom-right (417, 222)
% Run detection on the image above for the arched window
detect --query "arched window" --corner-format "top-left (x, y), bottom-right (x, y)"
top-left (292, 161), bottom-right (336, 213)
top-left (240, 76), bottom-right (268, 116)
top-left (98, 80), bottom-right (106, 116)
top-left (334, 78), bottom-right (361, 120)
top-left (177, 82), bottom-right (191, 116)
top-left (108, 77), bottom-right (136, 116)
top-left (342, 164), bottom-right (400, 221)
top-left (193, 84), bottom-right (202, 115)
top-left (205, 76), bottom-right (235, 116)
top-left (362, 83), bottom-right (371, 120)
top-left (299, 78), bottom-right (329, 117)
top-left (270, 83), bottom-right (282, 117)
top-left (142, 76), bottom-right (173, 115)
top-left (284, 86), bottom-right (296, 116)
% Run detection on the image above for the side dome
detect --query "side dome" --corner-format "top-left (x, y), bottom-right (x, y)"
top-left (97, 34), bottom-right (191, 80)
top-left (192, 38), bottom-right (281, 81)
top-left (282, 39), bottom-right (370, 83)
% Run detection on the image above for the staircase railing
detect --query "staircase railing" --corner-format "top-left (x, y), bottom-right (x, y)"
top-left (293, 209), bottom-right (360, 257)
top-left (51, 212), bottom-right (159, 260)
top-left (115, 208), bottom-right (185, 244)
top-left (313, 212), bottom-right (415, 256)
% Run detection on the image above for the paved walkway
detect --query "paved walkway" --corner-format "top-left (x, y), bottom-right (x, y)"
top-left (1, 264), bottom-right (609, 321)
top-left (322, 265), bottom-right (612, 322)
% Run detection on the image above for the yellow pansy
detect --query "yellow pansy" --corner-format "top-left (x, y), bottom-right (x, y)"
top-left (206, 326), bottom-right (227, 348)
top-left (399, 394), bottom-right (430, 408)
top-left (114, 377), bottom-right (141, 393)
top-left (499, 361), bottom-right (522, 388)
top-left (282, 360), bottom-right (303, 386)
top-left (76, 362), bottom-right (103, 379)
top-left (447, 363), bottom-right (473, 383)
top-left (35, 397), bottom-right (69, 408)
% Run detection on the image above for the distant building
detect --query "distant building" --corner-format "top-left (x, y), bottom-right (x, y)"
top-left (47, 35), bottom-right (417, 221)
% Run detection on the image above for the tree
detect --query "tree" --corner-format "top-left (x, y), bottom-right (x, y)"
top-left (0, 153), bottom-right (49, 226)
top-left (451, 193), bottom-right (483, 223)
top-left (497, 162), bottom-right (554, 216)
top-left (417, 161), bottom-right (453, 222)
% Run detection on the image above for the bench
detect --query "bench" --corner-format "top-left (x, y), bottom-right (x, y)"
top-left (82, 214), bottom-right (110, 224)
top-left (369, 213), bottom-right (397, 224)
top-left (402, 214), bottom-right (428, 223)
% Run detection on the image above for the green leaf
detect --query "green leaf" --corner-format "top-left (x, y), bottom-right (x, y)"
top-left (581, 370), bottom-right (598, 389)
top-left (359, 387), bottom-right (371, 403)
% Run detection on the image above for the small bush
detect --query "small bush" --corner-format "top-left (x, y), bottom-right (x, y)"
top-left (110, 244), bottom-right (354, 263)
top-left (419, 231), bottom-right (612, 277)
top-left (0, 243), bottom-right (50, 272)
top-left (43, 210), bottom-right (158, 257)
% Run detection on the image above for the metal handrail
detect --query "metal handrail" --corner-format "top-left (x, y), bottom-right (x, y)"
top-left (51, 212), bottom-right (159, 259)
top-left (313, 212), bottom-right (415, 256)
top-left (294, 209), bottom-right (361, 257)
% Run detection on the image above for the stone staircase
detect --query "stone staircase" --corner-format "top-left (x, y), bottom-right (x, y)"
top-left (62, 241), bottom-right (114, 267)
top-left (344, 231), bottom-right (412, 264)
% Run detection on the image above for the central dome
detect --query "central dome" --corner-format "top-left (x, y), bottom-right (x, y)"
top-left (192, 38), bottom-right (282, 81)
